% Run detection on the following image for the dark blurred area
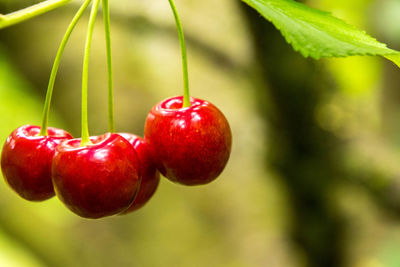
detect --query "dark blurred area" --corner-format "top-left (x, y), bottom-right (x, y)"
top-left (1, 0), bottom-right (400, 266)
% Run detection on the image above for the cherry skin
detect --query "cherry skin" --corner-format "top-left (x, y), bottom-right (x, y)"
top-left (51, 133), bottom-right (141, 219)
top-left (1, 125), bottom-right (73, 201)
top-left (119, 133), bottom-right (160, 213)
top-left (144, 96), bottom-right (232, 185)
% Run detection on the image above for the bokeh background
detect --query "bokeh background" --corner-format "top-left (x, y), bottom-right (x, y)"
top-left (1, 0), bottom-right (400, 266)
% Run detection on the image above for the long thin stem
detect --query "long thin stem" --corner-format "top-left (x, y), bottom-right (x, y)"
top-left (168, 0), bottom-right (190, 107)
top-left (102, 0), bottom-right (115, 132)
top-left (0, 0), bottom-right (72, 30)
top-left (81, 0), bottom-right (101, 146)
top-left (40, 0), bottom-right (92, 136)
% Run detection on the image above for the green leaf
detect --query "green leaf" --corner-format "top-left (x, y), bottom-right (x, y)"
top-left (385, 54), bottom-right (400, 68)
top-left (242, 0), bottom-right (400, 67)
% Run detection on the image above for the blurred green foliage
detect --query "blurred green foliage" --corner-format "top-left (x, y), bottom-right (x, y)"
top-left (0, 0), bottom-right (400, 266)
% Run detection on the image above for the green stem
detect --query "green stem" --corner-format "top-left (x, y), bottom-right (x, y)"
top-left (0, 0), bottom-right (72, 30)
top-left (168, 0), bottom-right (190, 107)
top-left (39, 0), bottom-right (92, 136)
top-left (81, 0), bottom-right (101, 146)
top-left (102, 0), bottom-right (115, 132)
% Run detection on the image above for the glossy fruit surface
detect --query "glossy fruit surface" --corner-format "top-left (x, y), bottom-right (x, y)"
top-left (144, 96), bottom-right (232, 185)
top-left (1, 125), bottom-right (73, 201)
top-left (119, 133), bottom-right (160, 213)
top-left (52, 133), bottom-right (140, 218)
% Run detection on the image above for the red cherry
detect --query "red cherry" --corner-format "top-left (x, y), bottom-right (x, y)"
top-left (119, 133), bottom-right (160, 213)
top-left (144, 96), bottom-right (232, 185)
top-left (51, 133), bottom-right (141, 219)
top-left (1, 125), bottom-right (73, 201)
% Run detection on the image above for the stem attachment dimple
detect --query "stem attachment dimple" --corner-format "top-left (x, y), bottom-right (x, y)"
top-left (80, 0), bottom-right (101, 146)
top-left (102, 0), bottom-right (115, 133)
top-left (39, 0), bottom-right (92, 136)
top-left (168, 0), bottom-right (190, 107)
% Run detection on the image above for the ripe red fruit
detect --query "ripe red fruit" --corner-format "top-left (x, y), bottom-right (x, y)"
top-left (144, 96), bottom-right (232, 185)
top-left (1, 125), bottom-right (73, 201)
top-left (119, 133), bottom-right (160, 213)
top-left (51, 133), bottom-right (141, 219)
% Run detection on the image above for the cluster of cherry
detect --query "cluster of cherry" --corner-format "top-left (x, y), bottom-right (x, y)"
top-left (0, 96), bottom-right (231, 219)
top-left (0, 0), bottom-right (231, 219)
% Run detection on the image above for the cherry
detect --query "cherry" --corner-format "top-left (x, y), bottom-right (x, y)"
top-left (144, 96), bottom-right (232, 185)
top-left (119, 133), bottom-right (160, 213)
top-left (51, 133), bottom-right (141, 218)
top-left (1, 125), bottom-right (73, 201)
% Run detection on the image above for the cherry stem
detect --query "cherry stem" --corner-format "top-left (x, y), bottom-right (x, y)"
top-left (0, 0), bottom-right (72, 30)
top-left (168, 0), bottom-right (190, 107)
top-left (39, 0), bottom-right (92, 136)
top-left (102, 0), bottom-right (115, 133)
top-left (81, 0), bottom-right (101, 146)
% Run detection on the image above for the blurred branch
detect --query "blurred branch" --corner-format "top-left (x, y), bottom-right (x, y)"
top-left (0, 0), bottom-right (72, 29)
top-left (116, 14), bottom-right (246, 74)
top-left (62, 2), bottom-right (246, 74)
top-left (3, 1), bottom-right (246, 74)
